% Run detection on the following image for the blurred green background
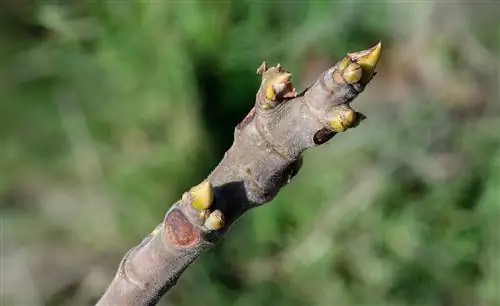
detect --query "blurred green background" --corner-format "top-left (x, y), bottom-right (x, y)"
top-left (1, 1), bottom-right (499, 306)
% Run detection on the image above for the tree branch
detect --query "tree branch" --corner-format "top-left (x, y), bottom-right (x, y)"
top-left (95, 42), bottom-right (382, 306)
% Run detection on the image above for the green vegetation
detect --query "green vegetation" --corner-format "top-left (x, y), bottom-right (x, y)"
top-left (1, 1), bottom-right (499, 306)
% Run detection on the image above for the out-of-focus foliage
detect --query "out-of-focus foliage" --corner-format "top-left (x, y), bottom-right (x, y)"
top-left (1, 1), bottom-right (499, 306)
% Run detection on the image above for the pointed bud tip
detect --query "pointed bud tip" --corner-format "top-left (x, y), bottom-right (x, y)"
top-left (349, 42), bottom-right (381, 72)
top-left (190, 180), bottom-right (214, 211)
top-left (364, 41), bottom-right (382, 65)
top-left (345, 42), bottom-right (381, 85)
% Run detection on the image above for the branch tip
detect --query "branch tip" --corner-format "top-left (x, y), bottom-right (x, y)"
top-left (347, 42), bottom-right (382, 85)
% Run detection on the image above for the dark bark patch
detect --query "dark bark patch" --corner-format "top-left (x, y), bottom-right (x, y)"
top-left (313, 128), bottom-right (336, 145)
top-left (164, 209), bottom-right (200, 249)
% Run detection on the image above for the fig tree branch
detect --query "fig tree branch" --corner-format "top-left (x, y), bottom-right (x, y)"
top-left (95, 42), bottom-right (382, 306)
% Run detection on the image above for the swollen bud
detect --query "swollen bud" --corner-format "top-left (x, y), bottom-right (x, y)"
top-left (327, 105), bottom-right (358, 133)
top-left (333, 42), bottom-right (382, 87)
top-left (189, 180), bottom-right (214, 211)
top-left (347, 42), bottom-right (382, 85)
top-left (342, 62), bottom-right (362, 84)
top-left (204, 210), bottom-right (225, 230)
top-left (257, 62), bottom-right (297, 110)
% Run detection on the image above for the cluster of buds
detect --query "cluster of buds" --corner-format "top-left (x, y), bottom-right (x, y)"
top-left (256, 62), bottom-right (298, 110)
top-left (184, 44), bottom-right (382, 230)
top-left (183, 180), bottom-right (224, 231)
top-left (328, 42), bottom-right (381, 132)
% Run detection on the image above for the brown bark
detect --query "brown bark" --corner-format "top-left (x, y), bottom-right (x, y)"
top-left (95, 43), bottom-right (382, 306)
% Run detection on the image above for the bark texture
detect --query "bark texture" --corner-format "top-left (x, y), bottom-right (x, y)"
top-left (96, 42), bottom-right (382, 306)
